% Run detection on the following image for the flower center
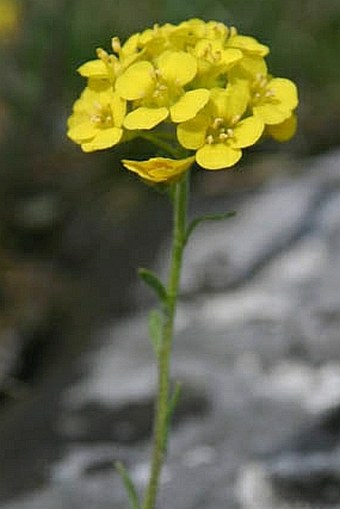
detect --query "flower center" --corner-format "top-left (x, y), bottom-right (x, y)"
top-left (251, 74), bottom-right (275, 104)
top-left (206, 115), bottom-right (239, 144)
top-left (91, 102), bottom-right (113, 128)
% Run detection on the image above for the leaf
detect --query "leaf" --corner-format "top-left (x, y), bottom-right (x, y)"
top-left (185, 211), bottom-right (236, 245)
top-left (115, 461), bottom-right (141, 509)
top-left (148, 309), bottom-right (163, 358)
top-left (138, 268), bottom-right (167, 303)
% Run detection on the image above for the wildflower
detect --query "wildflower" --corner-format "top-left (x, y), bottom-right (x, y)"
top-left (177, 84), bottom-right (264, 170)
top-left (67, 87), bottom-right (126, 152)
top-left (116, 51), bottom-right (210, 130)
top-left (122, 156), bottom-right (195, 183)
top-left (67, 18), bottom-right (299, 176)
top-left (250, 73), bottom-right (298, 125)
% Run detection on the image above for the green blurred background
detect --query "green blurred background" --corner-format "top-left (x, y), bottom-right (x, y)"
top-left (0, 0), bottom-right (339, 389)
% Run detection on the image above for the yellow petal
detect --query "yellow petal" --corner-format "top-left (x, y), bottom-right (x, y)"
top-left (266, 114), bottom-right (297, 142)
top-left (67, 122), bottom-right (97, 142)
top-left (231, 116), bottom-right (264, 148)
top-left (196, 143), bottom-right (242, 170)
top-left (87, 78), bottom-right (111, 92)
top-left (81, 127), bottom-right (122, 152)
top-left (170, 89), bottom-right (210, 123)
top-left (115, 61), bottom-right (154, 100)
top-left (157, 51), bottom-right (197, 85)
top-left (111, 94), bottom-right (126, 127)
top-left (253, 103), bottom-right (291, 125)
top-left (122, 156), bottom-right (195, 183)
top-left (210, 82), bottom-right (249, 121)
top-left (77, 59), bottom-right (109, 78)
top-left (176, 112), bottom-right (209, 150)
top-left (231, 56), bottom-right (267, 80)
top-left (229, 35), bottom-right (269, 57)
top-left (269, 78), bottom-right (298, 111)
top-left (124, 107), bottom-right (168, 130)
top-left (220, 48), bottom-right (243, 68)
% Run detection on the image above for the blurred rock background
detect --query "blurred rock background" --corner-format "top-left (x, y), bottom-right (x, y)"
top-left (1, 1), bottom-right (340, 508)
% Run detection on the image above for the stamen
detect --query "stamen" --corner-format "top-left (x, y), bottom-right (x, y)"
top-left (213, 117), bottom-right (224, 129)
top-left (231, 115), bottom-right (240, 125)
top-left (96, 47), bottom-right (109, 63)
top-left (91, 114), bottom-right (102, 124)
top-left (219, 133), bottom-right (228, 141)
top-left (111, 37), bottom-right (121, 54)
top-left (206, 134), bottom-right (214, 145)
top-left (227, 128), bottom-right (234, 137)
top-left (229, 26), bottom-right (237, 37)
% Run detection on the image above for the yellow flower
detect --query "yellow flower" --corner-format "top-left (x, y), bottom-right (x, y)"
top-left (116, 51), bottom-right (210, 130)
top-left (0, 0), bottom-right (20, 41)
top-left (66, 19), bottom-right (299, 164)
top-left (122, 156), bottom-right (195, 183)
top-left (177, 83), bottom-right (264, 170)
top-left (266, 113), bottom-right (297, 142)
top-left (250, 74), bottom-right (298, 125)
top-left (67, 87), bottom-right (126, 152)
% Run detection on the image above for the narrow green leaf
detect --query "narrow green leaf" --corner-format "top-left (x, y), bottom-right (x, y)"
top-left (138, 268), bottom-right (167, 303)
top-left (185, 211), bottom-right (236, 245)
top-left (148, 309), bottom-right (163, 358)
top-left (115, 461), bottom-right (141, 509)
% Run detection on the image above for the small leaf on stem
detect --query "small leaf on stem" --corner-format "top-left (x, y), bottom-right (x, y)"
top-left (185, 211), bottom-right (236, 245)
top-left (138, 268), bottom-right (167, 303)
top-left (115, 461), bottom-right (141, 509)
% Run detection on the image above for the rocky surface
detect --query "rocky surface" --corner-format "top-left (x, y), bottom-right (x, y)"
top-left (1, 149), bottom-right (340, 508)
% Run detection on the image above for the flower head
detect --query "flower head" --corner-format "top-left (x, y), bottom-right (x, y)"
top-left (115, 51), bottom-right (210, 130)
top-left (177, 83), bottom-right (264, 169)
top-left (67, 87), bottom-right (126, 152)
top-left (67, 18), bottom-right (299, 181)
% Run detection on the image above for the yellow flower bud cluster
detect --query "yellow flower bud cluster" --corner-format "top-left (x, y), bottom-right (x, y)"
top-left (67, 19), bottom-right (298, 181)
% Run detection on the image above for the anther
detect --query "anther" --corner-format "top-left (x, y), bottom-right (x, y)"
top-left (111, 37), bottom-right (121, 54)
top-left (219, 133), bottom-right (228, 141)
top-left (229, 26), bottom-right (237, 37)
top-left (213, 117), bottom-right (224, 129)
top-left (96, 48), bottom-right (109, 62)
top-left (206, 135), bottom-right (214, 145)
top-left (231, 115), bottom-right (241, 125)
top-left (227, 128), bottom-right (234, 137)
top-left (91, 114), bottom-right (102, 124)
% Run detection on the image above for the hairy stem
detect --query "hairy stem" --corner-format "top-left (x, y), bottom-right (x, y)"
top-left (142, 173), bottom-right (189, 509)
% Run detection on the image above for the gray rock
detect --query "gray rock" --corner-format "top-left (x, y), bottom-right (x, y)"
top-left (3, 149), bottom-right (340, 509)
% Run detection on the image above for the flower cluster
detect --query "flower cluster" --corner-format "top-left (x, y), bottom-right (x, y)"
top-left (67, 19), bottom-right (298, 182)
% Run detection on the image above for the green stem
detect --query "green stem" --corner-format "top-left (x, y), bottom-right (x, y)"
top-left (139, 132), bottom-right (183, 159)
top-left (142, 173), bottom-right (189, 509)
